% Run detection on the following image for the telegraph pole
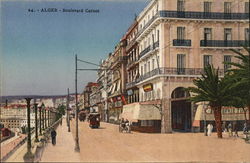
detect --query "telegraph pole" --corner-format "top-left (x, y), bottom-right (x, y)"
top-left (75, 54), bottom-right (80, 152)
top-left (67, 88), bottom-right (71, 132)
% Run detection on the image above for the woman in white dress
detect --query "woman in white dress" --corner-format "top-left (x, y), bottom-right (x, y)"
top-left (207, 124), bottom-right (213, 136)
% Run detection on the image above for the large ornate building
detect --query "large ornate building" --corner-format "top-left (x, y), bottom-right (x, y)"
top-left (89, 0), bottom-right (249, 133)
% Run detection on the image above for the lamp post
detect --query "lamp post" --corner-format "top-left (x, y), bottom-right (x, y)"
top-left (75, 55), bottom-right (80, 152)
top-left (67, 88), bottom-right (71, 132)
top-left (23, 98), bottom-right (34, 161)
top-left (48, 108), bottom-right (50, 127)
top-left (42, 103), bottom-right (45, 131)
top-left (74, 55), bottom-right (108, 152)
top-left (39, 106), bottom-right (42, 135)
top-left (34, 103), bottom-right (39, 142)
top-left (45, 108), bottom-right (47, 129)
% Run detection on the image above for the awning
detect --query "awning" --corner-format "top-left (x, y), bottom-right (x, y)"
top-left (120, 103), bottom-right (161, 122)
top-left (108, 85), bottom-right (113, 93)
top-left (116, 80), bottom-right (121, 92)
top-left (192, 104), bottom-right (204, 127)
top-left (111, 82), bottom-right (117, 94)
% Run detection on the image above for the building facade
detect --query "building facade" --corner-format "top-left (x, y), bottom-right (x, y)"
top-left (107, 39), bottom-right (128, 124)
top-left (122, 0), bottom-right (249, 133)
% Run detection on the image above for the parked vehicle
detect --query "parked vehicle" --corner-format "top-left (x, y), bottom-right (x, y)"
top-left (88, 113), bottom-right (100, 128)
top-left (79, 111), bottom-right (86, 121)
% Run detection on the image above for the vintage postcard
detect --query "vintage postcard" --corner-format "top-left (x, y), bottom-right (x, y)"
top-left (0, 0), bottom-right (250, 162)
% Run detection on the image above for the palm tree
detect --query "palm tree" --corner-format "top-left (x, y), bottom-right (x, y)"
top-left (187, 65), bottom-right (233, 138)
top-left (224, 47), bottom-right (250, 124)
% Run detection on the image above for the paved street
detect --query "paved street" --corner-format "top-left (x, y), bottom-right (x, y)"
top-left (69, 120), bottom-right (250, 162)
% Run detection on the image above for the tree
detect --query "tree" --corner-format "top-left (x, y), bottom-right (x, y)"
top-left (187, 65), bottom-right (233, 138)
top-left (224, 47), bottom-right (250, 124)
top-left (56, 104), bottom-right (66, 120)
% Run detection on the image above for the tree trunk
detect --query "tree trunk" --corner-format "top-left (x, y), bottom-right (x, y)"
top-left (242, 108), bottom-right (247, 124)
top-left (213, 106), bottom-right (222, 138)
top-left (248, 105), bottom-right (250, 126)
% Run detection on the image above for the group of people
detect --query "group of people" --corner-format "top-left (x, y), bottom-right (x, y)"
top-left (207, 121), bottom-right (249, 137)
top-left (120, 118), bottom-right (130, 128)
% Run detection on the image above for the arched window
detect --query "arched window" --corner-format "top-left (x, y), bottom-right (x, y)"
top-left (171, 87), bottom-right (190, 99)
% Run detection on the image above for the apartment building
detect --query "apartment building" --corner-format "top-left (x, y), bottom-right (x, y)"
top-left (0, 105), bottom-right (36, 129)
top-left (122, 0), bottom-right (249, 133)
top-left (104, 39), bottom-right (128, 124)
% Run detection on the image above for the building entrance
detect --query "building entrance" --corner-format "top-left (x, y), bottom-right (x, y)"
top-left (171, 87), bottom-right (191, 132)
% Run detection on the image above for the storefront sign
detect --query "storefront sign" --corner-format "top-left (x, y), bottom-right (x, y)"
top-left (143, 83), bottom-right (153, 92)
top-left (205, 107), bottom-right (246, 114)
top-left (127, 89), bottom-right (133, 96)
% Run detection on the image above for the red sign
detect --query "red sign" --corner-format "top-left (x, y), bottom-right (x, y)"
top-left (121, 95), bottom-right (127, 105)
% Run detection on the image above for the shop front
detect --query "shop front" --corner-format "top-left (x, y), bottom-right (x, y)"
top-left (108, 95), bottom-right (126, 124)
top-left (192, 104), bottom-right (248, 132)
top-left (121, 102), bottom-right (161, 133)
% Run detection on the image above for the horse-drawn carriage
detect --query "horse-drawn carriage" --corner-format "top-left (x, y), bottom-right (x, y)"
top-left (88, 113), bottom-right (100, 128)
top-left (79, 111), bottom-right (86, 121)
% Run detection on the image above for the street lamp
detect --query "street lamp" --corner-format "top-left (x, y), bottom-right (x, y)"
top-left (39, 106), bottom-right (42, 135)
top-left (67, 88), bottom-right (71, 132)
top-left (74, 55), bottom-right (108, 152)
top-left (34, 103), bottom-right (39, 142)
top-left (23, 98), bottom-right (34, 161)
top-left (75, 55), bottom-right (80, 152)
top-left (45, 108), bottom-right (47, 129)
top-left (41, 103), bottom-right (45, 131)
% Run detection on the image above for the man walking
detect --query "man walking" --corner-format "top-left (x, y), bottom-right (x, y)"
top-left (51, 128), bottom-right (57, 145)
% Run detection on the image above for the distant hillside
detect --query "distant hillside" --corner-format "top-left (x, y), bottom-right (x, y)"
top-left (0, 95), bottom-right (66, 103)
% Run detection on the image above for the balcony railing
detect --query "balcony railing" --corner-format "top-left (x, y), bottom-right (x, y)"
top-left (200, 40), bottom-right (250, 47)
top-left (139, 45), bottom-right (151, 57)
top-left (159, 11), bottom-right (249, 20)
top-left (126, 67), bottom-right (224, 88)
top-left (136, 10), bottom-right (249, 41)
top-left (139, 41), bottom-right (159, 58)
top-left (136, 13), bottom-right (160, 38)
top-left (173, 39), bottom-right (192, 46)
top-left (153, 41), bottom-right (159, 49)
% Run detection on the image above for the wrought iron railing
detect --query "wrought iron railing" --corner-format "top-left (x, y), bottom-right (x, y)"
top-left (139, 45), bottom-right (151, 57)
top-left (200, 40), bottom-right (250, 47)
top-left (136, 13), bottom-right (160, 38)
top-left (153, 41), bottom-right (159, 49)
top-left (173, 39), bottom-right (192, 46)
top-left (136, 10), bottom-right (248, 39)
top-left (139, 41), bottom-right (160, 58)
top-left (126, 67), bottom-right (225, 88)
top-left (159, 11), bottom-right (249, 20)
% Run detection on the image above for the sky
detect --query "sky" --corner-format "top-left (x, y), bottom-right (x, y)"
top-left (0, 0), bottom-right (149, 96)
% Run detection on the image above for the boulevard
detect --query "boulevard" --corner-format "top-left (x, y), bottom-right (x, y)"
top-left (69, 119), bottom-right (250, 163)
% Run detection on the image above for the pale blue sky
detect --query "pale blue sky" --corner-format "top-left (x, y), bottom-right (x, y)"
top-left (1, 0), bottom-right (149, 96)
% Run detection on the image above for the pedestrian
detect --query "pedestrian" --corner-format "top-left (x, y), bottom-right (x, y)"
top-left (222, 121), bottom-right (226, 133)
top-left (233, 122), bottom-right (239, 137)
top-left (51, 128), bottom-right (57, 145)
top-left (207, 123), bottom-right (213, 136)
top-left (243, 122), bottom-right (248, 134)
top-left (228, 122), bottom-right (233, 137)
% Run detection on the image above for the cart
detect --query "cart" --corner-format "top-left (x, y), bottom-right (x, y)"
top-left (88, 113), bottom-right (100, 128)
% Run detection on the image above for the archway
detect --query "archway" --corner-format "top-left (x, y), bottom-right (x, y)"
top-left (171, 87), bottom-right (191, 132)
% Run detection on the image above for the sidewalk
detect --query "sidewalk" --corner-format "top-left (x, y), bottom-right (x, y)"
top-left (40, 118), bottom-right (81, 162)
